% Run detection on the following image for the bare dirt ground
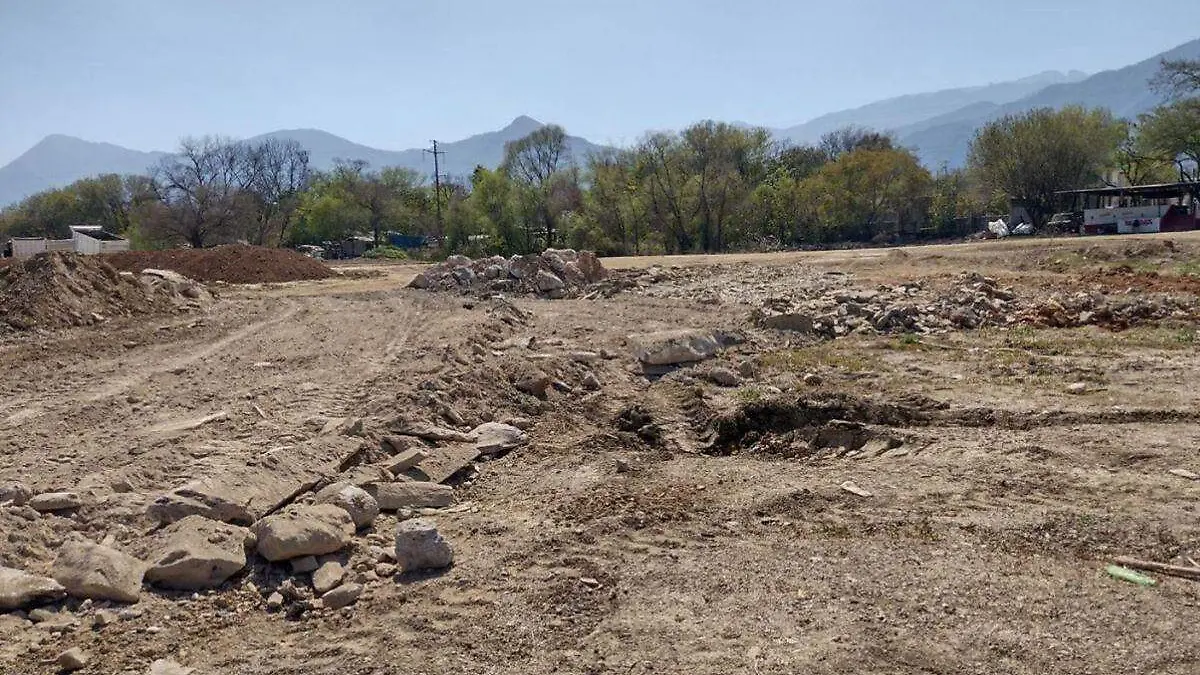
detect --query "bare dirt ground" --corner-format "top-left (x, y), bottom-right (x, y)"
top-left (3, 233), bottom-right (1200, 674)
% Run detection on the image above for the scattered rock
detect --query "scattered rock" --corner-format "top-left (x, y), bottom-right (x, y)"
top-left (408, 249), bottom-right (607, 298)
top-left (1168, 468), bottom-right (1200, 481)
top-left (28, 492), bottom-right (83, 512)
top-left (374, 563), bottom-right (396, 578)
top-left (582, 372), bottom-right (602, 390)
top-left (471, 422), bottom-right (529, 456)
top-left (312, 561), bottom-right (346, 595)
top-left (394, 519), bottom-right (454, 573)
top-left (148, 659), bottom-right (196, 675)
top-left (56, 647), bottom-right (88, 672)
top-left (512, 368), bottom-right (552, 398)
top-left (322, 582), bottom-right (363, 610)
top-left (290, 556), bottom-right (319, 574)
top-left (266, 592), bottom-right (284, 611)
top-left (384, 448), bottom-right (428, 474)
top-left (51, 541), bottom-right (145, 603)
top-left (839, 481), bottom-right (873, 498)
top-left (0, 482), bottom-right (32, 506)
top-left (252, 504), bottom-right (355, 562)
top-left (393, 423), bottom-right (475, 443)
top-left (313, 482), bottom-right (379, 529)
top-left (1066, 382), bottom-right (1089, 395)
top-left (143, 515), bottom-right (248, 590)
top-left (701, 367), bottom-right (741, 387)
top-left (92, 609), bottom-right (118, 628)
top-left (630, 329), bottom-right (724, 367)
top-left (147, 481), bottom-right (255, 526)
top-left (367, 481), bottom-right (454, 511)
top-left (0, 566), bottom-right (66, 610)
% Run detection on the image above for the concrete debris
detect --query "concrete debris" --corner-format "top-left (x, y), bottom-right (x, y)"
top-left (28, 491), bottom-right (83, 512)
top-left (366, 481), bottom-right (454, 511)
top-left (144, 515), bottom-right (248, 590)
top-left (384, 448), bottom-right (428, 475)
top-left (51, 541), bottom-right (146, 603)
top-left (408, 249), bottom-right (608, 298)
top-left (312, 561), bottom-right (346, 595)
top-left (394, 519), bottom-right (454, 573)
top-left (471, 422), bottom-right (529, 456)
top-left (148, 659), bottom-right (196, 675)
top-left (839, 481), bottom-right (873, 498)
top-left (252, 504), bottom-right (355, 562)
top-left (313, 482), bottom-right (380, 529)
top-left (0, 566), bottom-right (67, 610)
top-left (1168, 468), bottom-right (1200, 481)
top-left (394, 422), bottom-right (476, 443)
top-left (322, 582), bottom-right (363, 609)
top-left (56, 648), bottom-right (88, 672)
top-left (630, 329), bottom-right (725, 367)
top-left (147, 481), bottom-right (256, 526)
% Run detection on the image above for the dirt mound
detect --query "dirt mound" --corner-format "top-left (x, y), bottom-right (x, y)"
top-left (409, 249), bottom-right (608, 298)
top-left (1082, 266), bottom-right (1200, 295)
top-left (104, 245), bottom-right (334, 284)
top-left (0, 252), bottom-right (211, 331)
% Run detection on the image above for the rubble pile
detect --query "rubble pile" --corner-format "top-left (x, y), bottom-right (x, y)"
top-left (1024, 291), bottom-right (1200, 330)
top-left (0, 252), bottom-right (212, 331)
top-left (409, 249), bottom-right (608, 298)
top-left (752, 272), bottom-right (1022, 337)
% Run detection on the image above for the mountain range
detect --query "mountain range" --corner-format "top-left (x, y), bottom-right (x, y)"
top-left (2, 37), bottom-right (1198, 207)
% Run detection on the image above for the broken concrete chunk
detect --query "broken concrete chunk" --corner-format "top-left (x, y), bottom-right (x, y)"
top-left (0, 566), bottom-right (67, 610)
top-left (0, 482), bottom-right (32, 506)
top-left (313, 482), bottom-right (379, 529)
top-left (630, 329), bottom-right (723, 366)
top-left (28, 491), bottom-right (83, 512)
top-left (384, 448), bottom-right (428, 475)
top-left (394, 519), bottom-right (454, 573)
top-left (322, 582), bottom-right (363, 609)
top-left (51, 541), bottom-right (145, 603)
top-left (56, 648), bottom-right (88, 672)
top-left (312, 561), bottom-right (346, 595)
top-left (252, 504), bottom-right (354, 562)
top-left (147, 481), bottom-right (255, 526)
top-left (470, 422), bottom-right (529, 456)
top-left (393, 423), bottom-right (475, 443)
top-left (366, 481), bottom-right (454, 511)
top-left (144, 515), bottom-right (248, 590)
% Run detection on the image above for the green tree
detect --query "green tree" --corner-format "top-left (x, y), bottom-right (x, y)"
top-left (967, 106), bottom-right (1124, 228)
top-left (800, 147), bottom-right (932, 242)
top-left (501, 124), bottom-right (573, 248)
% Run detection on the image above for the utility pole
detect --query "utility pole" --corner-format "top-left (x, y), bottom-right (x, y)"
top-left (424, 140), bottom-right (446, 234)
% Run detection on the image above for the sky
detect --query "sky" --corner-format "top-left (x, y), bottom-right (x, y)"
top-left (0, 0), bottom-right (1195, 165)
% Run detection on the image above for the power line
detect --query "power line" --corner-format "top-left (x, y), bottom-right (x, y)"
top-left (423, 140), bottom-right (446, 233)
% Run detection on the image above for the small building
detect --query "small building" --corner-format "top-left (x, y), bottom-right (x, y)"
top-left (1055, 181), bottom-right (1200, 235)
top-left (3, 225), bottom-right (129, 260)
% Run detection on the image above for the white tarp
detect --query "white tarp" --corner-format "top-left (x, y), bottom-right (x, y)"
top-left (987, 219), bottom-right (1009, 238)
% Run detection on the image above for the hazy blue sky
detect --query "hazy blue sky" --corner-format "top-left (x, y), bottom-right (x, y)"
top-left (0, 0), bottom-right (1194, 164)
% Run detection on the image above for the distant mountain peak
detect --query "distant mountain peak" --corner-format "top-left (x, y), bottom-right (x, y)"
top-left (503, 115), bottom-right (544, 135)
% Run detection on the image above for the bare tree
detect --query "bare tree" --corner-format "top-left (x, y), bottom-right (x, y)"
top-left (819, 126), bottom-right (895, 160)
top-left (501, 125), bottom-right (574, 247)
top-left (1152, 58), bottom-right (1200, 100)
top-left (151, 136), bottom-right (261, 247)
top-left (244, 139), bottom-right (310, 245)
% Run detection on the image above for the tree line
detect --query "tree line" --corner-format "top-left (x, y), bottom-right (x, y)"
top-left (3, 59), bottom-right (1197, 256)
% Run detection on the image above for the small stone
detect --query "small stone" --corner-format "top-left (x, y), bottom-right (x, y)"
top-left (148, 658), bottom-right (196, 675)
top-left (374, 563), bottom-right (396, 578)
top-left (368, 545), bottom-right (395, 563)
top-left (802, 373), bottom-right (823, 386)
top-left (110, 478), bottom-right (135, 494)
top-left (839, 481), bottom-right (873, 498)
top-left (266, 592), bottom-right (284, 611)
top-left (582, 372), bottom-right (602, 391)
top-left (290, 556), bottom-right (319, 574)
top-left (384, 449), bottom-right (428, 474)
top-left (394, 519), bottom-right (454, 573)
top-left (1168, 468), bottom-right (1200, 481)
top-left (470, 422), bottom-right (529, 456)
top-left (313, 483), bottom-right (379, 529)
top-left (93, 610), bottom-right (118, 628)
top-left (28, 608), bottom-right (57, 623)
top-left (312, 561), bottom-right (346, 595)
top-left (56, 648), bottom-right (88, 672)
top-left (28, 492), bottom-right (83, 512)
top-left (702, 367), bottom-right (741, 387)
top-left (322, 583), bottom-right (363, 610)
top-left (0, 482), bottom-right (32, 506)
top-left (1066, 382), bottom-right (1088, 395)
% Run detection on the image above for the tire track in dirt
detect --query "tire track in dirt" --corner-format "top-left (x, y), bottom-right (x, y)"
top-left (0, 301), bottom-right (301, 429)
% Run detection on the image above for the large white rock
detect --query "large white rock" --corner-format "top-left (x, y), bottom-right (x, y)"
top-left (51, 541), bottom-right (145, 603)
top-left (394, 519), bottom-right (454, 573)
top-left (366, 481), bottom-right (453, 511)
top-left (144, 515), bottom-right (248, 590)
top-left (313, 482), bottom-right (379, 529)
top-left (0, 566), bottom-right (66, 610)
top-left (252, 504), bottom-right (354, 562)
top-left (630, 330), bottom-right (723, 366)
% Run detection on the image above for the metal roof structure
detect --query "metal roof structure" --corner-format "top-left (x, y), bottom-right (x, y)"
top-left (1055, 181), bottom-right (1200, 199)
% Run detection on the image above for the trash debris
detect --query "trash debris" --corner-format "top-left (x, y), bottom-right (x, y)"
top-left (1105, 565), bottom-right (1157, 586)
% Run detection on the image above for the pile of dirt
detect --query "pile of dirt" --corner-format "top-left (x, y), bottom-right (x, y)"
top-left (408, 249), bottom-right (608, 298)
top-left (104, 245), bottom-right (334, 284)
top-left (1082, 266), bottom-right (1200, 295)
top-left (0, 252), bottom-right (211, 331)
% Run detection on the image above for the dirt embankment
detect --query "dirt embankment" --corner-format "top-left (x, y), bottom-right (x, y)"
top-left (104, 245), bottom-right (334, 284)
